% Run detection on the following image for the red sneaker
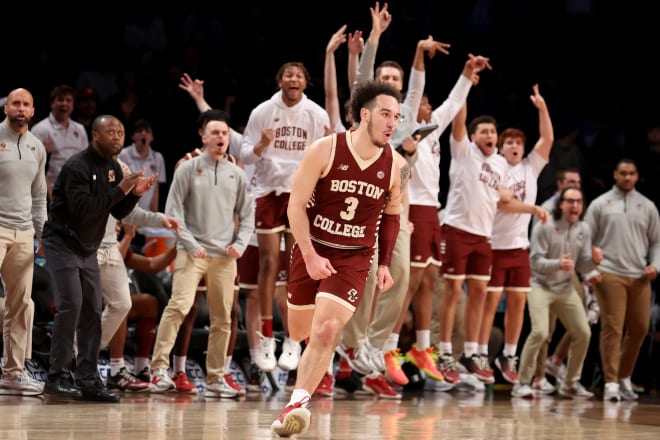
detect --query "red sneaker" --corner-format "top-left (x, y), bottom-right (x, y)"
top-left (437, 353), bottom-right (461, 384)
top-left (314, 372), bottom-right (334, 397)
top-left (495, 355), bottom-right (519, 384)
top-left (172, 371), bottom-right (198, 394)
top-left (224, 374), bottom-right (246, 396)
top-left (271, 397), bottom-right (311, 437)
top-left (459, 354), bottom-right (494, 383)
top-left (107, 367), bottom-right (150, 392)
top-left (363, 373), bottom-right (402, 400)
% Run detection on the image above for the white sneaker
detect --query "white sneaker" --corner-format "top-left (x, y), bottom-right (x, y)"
top-left (255, 333), bottom-right (277, 372)
top-left (559, 381), bottom-right (594, 399)
top-left (149, 368), bottom-right (175, 393)
top-left (618, 380), bottom-right (639, 401)
top-left (603, 382), bottom-right (621, 401)
top-left (335, 344), bottom-right (376, 375)
top-left (532, 376), bottom-right (556, 395)
top-left (0, 371), bottom-right (44, 396)
top-left (204, 378), bottom-right (239, 398)
top-left (545, 359), bottom-right (567, 381)
top-left (428, 379), bottom-right (454, 392)
top-left (364, 339), bottom-right (386, 373)
top-left (458, 373), bottom-right (486, 392)
top-left (511, 383), bottom-right (534, 398)
top-left (277, 337), bottom-right (302, 371)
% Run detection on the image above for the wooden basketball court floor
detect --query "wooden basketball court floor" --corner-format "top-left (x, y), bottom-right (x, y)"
top-left (1, 387), bottom-right (659, 440)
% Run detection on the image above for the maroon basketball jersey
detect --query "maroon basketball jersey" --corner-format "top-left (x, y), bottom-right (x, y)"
top-left (307, 132), bottom-right (394, 249)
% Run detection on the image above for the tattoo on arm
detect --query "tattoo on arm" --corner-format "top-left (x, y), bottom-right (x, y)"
top-left (385, 190), bottom-right (392, 203)
top-left (400, 164), bottom-right (410, 187)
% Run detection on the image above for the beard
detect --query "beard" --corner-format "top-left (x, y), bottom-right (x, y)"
top-left (367, 120), bottom-right (388, 149)
top-left (8, 115), bottom-right (29, 128)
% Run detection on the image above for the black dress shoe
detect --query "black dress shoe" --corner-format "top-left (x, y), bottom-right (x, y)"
top-left (44, 375), bottom-right (82, 398)
top-left (78, 379), bottom-right (120, 403)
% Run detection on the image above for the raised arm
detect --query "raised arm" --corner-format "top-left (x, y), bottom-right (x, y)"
top-left (354, 2), bottom-right (392, 87)
top-left (530, 84), bottom-right (554, 161)
top-left (179, 73), bottom-right (212, 112)
top-left (451, 104), bottom-right (468, 143)
top-left (347, 30), bottom-right (364, 93)
top-left (325, 25), bottom-right (348, 131)
top-left (450, 54), bottom-right (492, 144)
top-left (404, 36), bottom-right (450, 117)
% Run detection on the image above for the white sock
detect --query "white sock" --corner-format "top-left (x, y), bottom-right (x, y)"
top-left (464, 342), bottom-right (478, 358)
top-left (503, 344), bottom-right (517, 358)
top-left (225, 355), bottom-right (233, 372)
top-left (478, 344), bottom-right (489, 356)
top-left (174, 355), bottom-right (187, 373)
top-left (438, 342), bottom-right (452, 356)
top-left (416, 330), bottom-right (430, 350)
top-left (620, 377), bottom-right (632, 389)
top-left (383, 333), bottom-right (400, 352)
top-left (327, 357), bottom-right (334, 376)
top-left (110, 358), bottom-right (125, 376)
top-left (289, 388), bottom-right (311, 407)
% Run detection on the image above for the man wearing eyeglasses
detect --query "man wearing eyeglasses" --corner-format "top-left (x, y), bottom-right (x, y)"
top-left (514, 186), bottom-right (601, 399)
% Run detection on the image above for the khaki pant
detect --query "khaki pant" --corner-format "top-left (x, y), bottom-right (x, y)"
top-left (534, 273), bottom-right (584, 377)
top-left (151, 252), bottom-right (236, 382)
top-left (593, 271), bottom-right (651, 383)
top-left (0, 226), bottom-right (36, 375)
top-left (342, 219), bottom-right (410, 350)
top-left (98, 245), bottom-right (132, 349)
top-left (519, 286), bottom-right (591, 385)
top-left (0, 296), bottom-right (33, 360)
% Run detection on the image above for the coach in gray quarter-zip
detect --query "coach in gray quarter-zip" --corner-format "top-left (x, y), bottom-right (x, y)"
top-left (585, 158), bottom-right (660, 402)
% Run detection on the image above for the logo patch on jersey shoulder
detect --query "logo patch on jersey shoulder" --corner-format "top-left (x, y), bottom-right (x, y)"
top-left (377, 171), bottom-right (385, 179)
top-left (108, 170), bottom-right (115, 182)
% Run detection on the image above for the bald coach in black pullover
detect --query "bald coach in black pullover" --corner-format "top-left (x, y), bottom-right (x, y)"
top-left (42, 115), bottom-right (157, 402)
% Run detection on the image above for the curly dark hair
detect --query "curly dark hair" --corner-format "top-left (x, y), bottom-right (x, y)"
top-left (349, 81), bottom-right (402, 124)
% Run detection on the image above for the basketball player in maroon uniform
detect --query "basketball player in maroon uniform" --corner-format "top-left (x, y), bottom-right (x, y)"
top-left (271, 81), bottom-right (408, 437)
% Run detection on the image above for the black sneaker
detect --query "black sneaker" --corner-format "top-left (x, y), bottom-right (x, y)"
top-left (246, 363), bottom-right (262, 393)
top-left (78, 377), bottom-right (120, 403)
top-left (136, 367), bottom-right (151, 383)
top-left (44, 373), bottom-right (81, 398)
top-left (334, 371), bottom-right (368, 395)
